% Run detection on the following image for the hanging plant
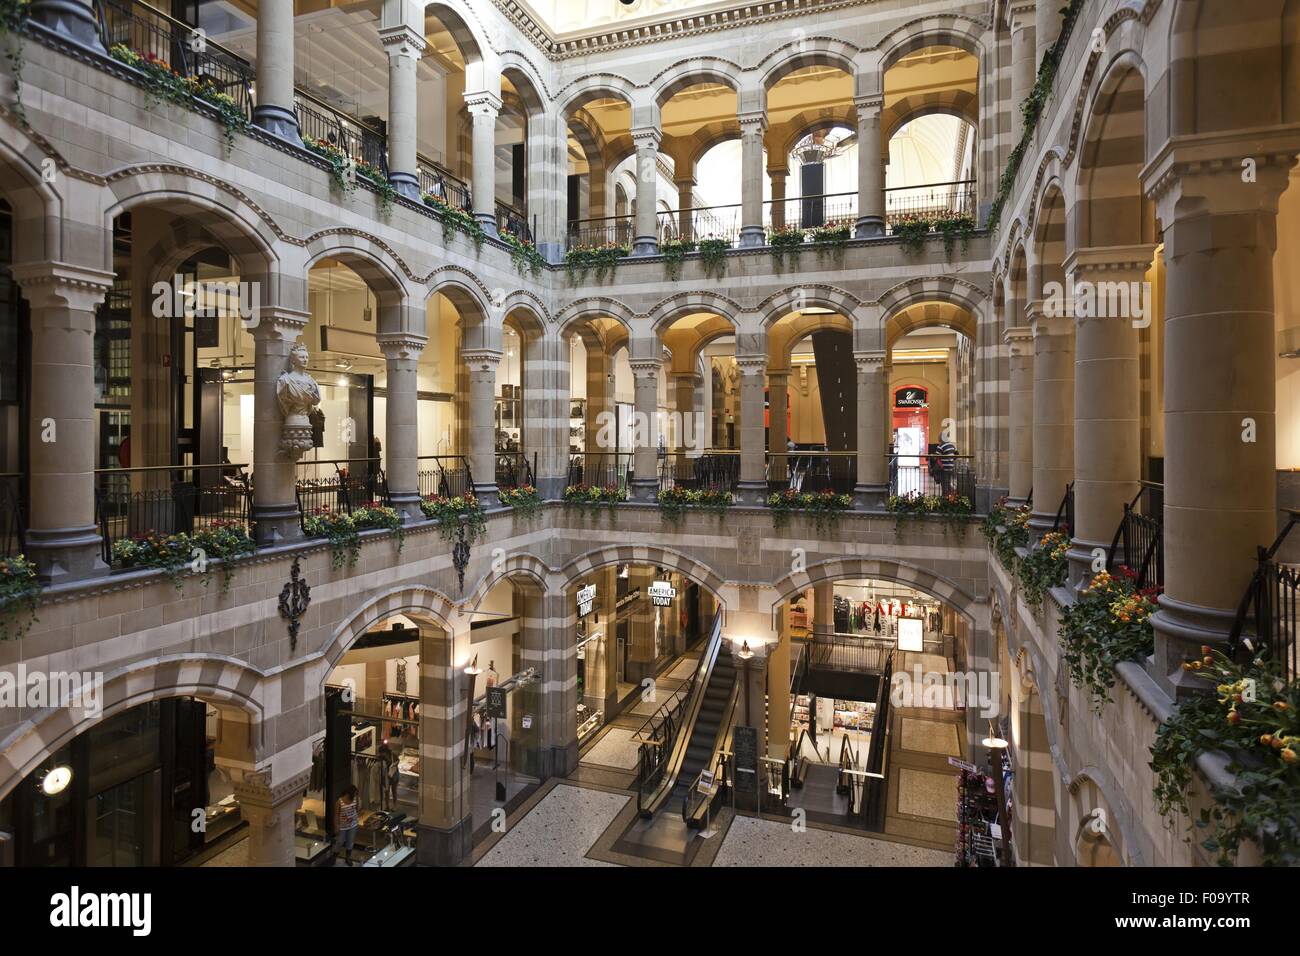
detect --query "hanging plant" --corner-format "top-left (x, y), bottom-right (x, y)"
top-left (303, 508), bottom-right (360, 569)
top-left (498, 484), bottom-right (542, 520)
top-left (420, 492), bottom-right (486, 543)
top-left (423, 194), bottom-right (486, 251)
top-left (352, 501), bottom-right (404, 551)
top-left (656, 487), bottom-right (733, 523)
top-left (767, 488), bottom-right (852, 536)
top-left (696, 237), bottom-right (730, 278)
top-left (887, 491), bottom-right (973, 537)
top-left (1059, 568), bottom-right (1158, 712)
top-left (893, 214), bottom-right (932, 255)
top-left (303, 135), bottom-right (358, 196)
top-left (112, 531), bottom-right (196, 590)
top-left (0, 553), bottom-right (40, 640)
top-left (1017, 530), bottom-right (1070, 607)
top-left (935, 214), bottom-right (975, 260)
top-left (980, 497), bottom-right (1031, 571)
top-left (501, 231), bottom-right (545, 276)
top-left (564, 244), bottom-right (628, 283)
top-left (660, 237), bottom-right (696, 280)
top-left (767, 226), bottom-right (806, 267)
top-left (0, 0), bottom-right (30, 119)
top-left (809, 221), bottom-right (851, 260)
top-left (189, 520), bottom-right (256, 592)
top-left (562, 483), bottom-right (626, 517)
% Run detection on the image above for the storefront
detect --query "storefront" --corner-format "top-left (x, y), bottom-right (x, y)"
top-left (0, 698), bottom-right (248, 867)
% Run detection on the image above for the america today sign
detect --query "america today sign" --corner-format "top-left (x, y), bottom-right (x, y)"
top-left (576, 584), bottom-right (597, 617)
top-left (648, 580), bottom-right (677, 608)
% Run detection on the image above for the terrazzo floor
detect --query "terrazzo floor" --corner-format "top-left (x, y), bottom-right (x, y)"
top-left (896, 767), bottom-right (960, 823)
top-left (581, 726), bottom-right (643, 769)
top-left (474, 784), bottom-right (629, 867)
top-left (899, 717), bottom-right (961, 755)
top-left (711, 815), bottom-right (953, 867)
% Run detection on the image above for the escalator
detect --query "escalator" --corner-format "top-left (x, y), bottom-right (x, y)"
top-left (636, 613), bottom-right (737, 818)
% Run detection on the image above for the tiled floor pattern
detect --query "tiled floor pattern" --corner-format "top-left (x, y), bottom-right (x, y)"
top-left (474, 783), bottom-right (629, 867)
top-left (896, 767), bottom-right (960, 823)
top-left (712, 814), bottom-right (953, 867)
top-left (899, 717), bottom-right (961, 756)
top-left (580, 726), bottom-right (643, 770)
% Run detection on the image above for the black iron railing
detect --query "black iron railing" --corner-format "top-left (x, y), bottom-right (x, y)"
top-left (762, 192), bottom-right (857, 233)
top-left (1106, 481), bottom-right (1163, 591)
top-left (496, 202), bottom-right (532, 243)
top-left (884, 179), bottom-right (977, 229)
top-left (1228, 510), bottom-right (1299, 684)
top-left (418, 158), bottom-right (471, 210)
top-left (294, 91), bottom-right (387, 175)
top-left (1052, 481), bottom-right (1075, 535)
top-left (860, 650), bottom-right (895, 831)
top-left (95, 463), bottom-right (252, 563)
top-left (566, 452), bottom-right (632, 491)
top-left (657, 204), bottom-right (741, 246)
top-left (808, 635), bottom-right (893, 674)
top-left (565, 215), bottom-right (633, 251)
top-left (295, 459), bottom-right (389, 527)
top-left (657, 451), bottom-right (739, 494)
top-left (772, 450), bottom-right (858, 495)
top-left (416, 455), bottom-right (474, 500)
top-left (495, 452), bottom-right (535, 489)
top-left (96, 0), bottom-right (255, 121)
top-left (887, 454), bottom-right (976, 502)
top-left (0, 472), bottom-right (25, 559)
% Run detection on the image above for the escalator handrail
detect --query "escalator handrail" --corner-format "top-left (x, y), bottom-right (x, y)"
top-left (641, 609), bottom-right (727, 816)
top-left (685, 675), bottom-right (741, 826)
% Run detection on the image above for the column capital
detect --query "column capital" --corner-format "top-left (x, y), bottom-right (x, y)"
top-left (377, 332), bottom-right (428, 360)
top-left (853, 94), bottom-right (884, 116)
top-left (767, 164), bottom-right (790, 178)
top-left (853, 350), bottom-right (887, 373)
top-left (631, 125), bottom-right (662, 150)
top-left (628, 357), bottom-right (662, 379)
top-left (378, 23), bottom-right (427, 57)
top-left (461, 347), bottom-right (502, 371)
top-left (251, 306), bottom-right (311, 339)
top-left (1063, 244), bottom-right (1156, 279)
top-left (1006, 1), bottom-right (1037, 28)
top-left (674, 174), bottom-right (697, 189)
top-left (672, 370), bottom-right (702, 385)
top-left (735, 355), bottom-right (767, 376)
top-left (9, 260), bottom-right (114, 312)
top-left (1030, 311), bottom-right (1073, 339)
top-left (464, 90), bottom-right (502, 117)
top-left (233, 767), bottom-right (312, 809)
top-left (738, 111), bottom-right (768, 135)
top-left (1003, 325), bottom-right (1034, 354)
top-left (765, 367), bottom-right (790, 381)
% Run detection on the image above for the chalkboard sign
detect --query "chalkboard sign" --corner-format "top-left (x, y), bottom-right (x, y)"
top-left (485, 686), bottom-right (507, 719)
top-left (733, 725), bottom-right (759, 777)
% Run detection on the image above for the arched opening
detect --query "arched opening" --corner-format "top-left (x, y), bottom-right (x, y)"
top-left (564, 91), bottom-right (633, 249)
top-left (659, 312), bottom-right (738, 491)
top-left (655, 78), bottom-right (740, 245)
top-left (562, 313), bottom-right (631, 489)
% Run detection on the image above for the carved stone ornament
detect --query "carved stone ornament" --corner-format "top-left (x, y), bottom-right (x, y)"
top-left (277, 342), bottom-right (321, 457)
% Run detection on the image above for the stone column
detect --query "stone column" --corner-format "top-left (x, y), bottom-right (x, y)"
top-left (380, 24), bottom-right (426, 200)
top-left (1035, 0), bottom-right (1062, 69)
top-left (675, 177), bottom-right (695, 242)
top-left (524, 332), bottom-right (567, 500)
top-left (1064, 246), bottom-right (1152, 588)
top-left (813, 581), bottom-right (834, 643)
top-left (738, 112), bottom-right (768, 247)
top-left (233, 768), bottom-right (309, 866)
top-left (736, 355), bottom-right (768, 504)
top-left (516, 588), bottom-right (577, 778)
top-left (250, 307), bottom-right (310, 546)
top-left (1143, 146), bottom-right (1296, 696)
top-left (1005, 326), bottom-right (1035, 503)
top-left (252, 0), bottom-right (301, 144)
top-left (584, 347), bottom-right (611, 456)
top-left (854, 95), bottom-right (885, 238)
top-left (853, 351), bottom-right (888, 509)
top-left (1027, 304), bottom-right (1074, 535)
top-left (467, 91), bottom-right (502, 237)
top-left (769, 168), bottom-right (788, 230)
top-left (631, 127), bottom-right (661, 256)
top-left (673, 372), bottom-right (701, 453)
top-left (767, 371), bottom-right (789, 482)
top-left (630, 358), bottom-right (661, 502)
top-left (462, 349), bottom-right (501, 506)
top-left (28, 0), bottom-right (104, 51)
top-left (1009, 4), bottom-right (1037, 144)
top-left (10, 261), bottom-right (113, 581)
top-left (418, 624), bottom-right (472, 865)
top-left (378, 333), bottom-right (426, 521)
top-left (768, 614), bottom-right (791, 759)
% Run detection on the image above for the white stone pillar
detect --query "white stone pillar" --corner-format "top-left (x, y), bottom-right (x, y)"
top-left (769, 168), bottom-right (788, 230)
top-left (233, 768), bottom-right (310, 867)
top-left (1005, 326), bottom-right (1034, 503)
top-left (1027, 305), bottom-right (1074, 535)
top-left (736, 355), bottom-right (768, 503)
top-left (463, 349), bottom-right (501, 505)
top-left (467, 91), bottom-right (502, 237)
top-left (1009, 5), bottom-right (1037, 144)
top-left (1035, 0), bottom-right (1062, 70)
top-left (854, 351), bottom-right (888, 508)
top-left (630, 358), bottom-right (661, 501)
top-left (250, 307), bottom-right (310, 546)
top-left (631, 127), bottom-right (661, 256)
top-left (676, 177), bottom-right (695, 242)
top-left (253, 0), bottom-right (301, 144)
top-left (380, 24), bottom-right (426, 200)
top-left (1064, 246), bottom-right (1152, 588)
top-left (378, 333), bottom-right (426, 520)
top-left (854, 95), bottom-right (885, 238)
top-left (10, 261), bottom-right (113, 581)
top-left (739, 112), bottom-right (768, 247)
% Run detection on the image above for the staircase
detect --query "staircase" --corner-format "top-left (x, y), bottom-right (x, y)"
top-left (668, 641), bottom-right (736, 809)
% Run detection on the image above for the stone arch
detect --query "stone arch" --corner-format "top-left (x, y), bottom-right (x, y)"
top-left (651, 57), bottom-right (743, 107)
top-left (1075, 52), bottom-right (1151, 249)
top-left (886, 300), bottom-right (978, 349)
top-left (773, 106), bottom-right (859, 164)
top-left (877, 14), bottom-right (986, 71)
top-left (880, 89), bottom-right (978, 142)
top-left (0, 654), bottom-right (267, 801)
top-left (423, 1), bottom-right (487, 65)
top-left (682, 122), bottom-right (742, 171)
top-left (500, 293), bottom-right (548, 337)
top-left (759, 37), bottom-right (859, 90)
top-left (462, 552), bottom-right (553, 613)
top-left (557, 74), bottom-right (637, 117)
top-left (318, 584), bottom-right (458, 682)
top-left (770, 557), bottom-right (980, 623)
top-left (877, 275), bottom-right (986, 328)
top-left (1006, 236), bottom-right (1029, 329)
top-left (500, 56), bottom-right (550, 113)
top-left (304, 235), bottom-right (412, 307)
top-left (648, 290), bottom-right (742, 335)
top-left (757, 284), bottom-right (862, 331)
top-left (556, 297), bottom-right (636, 339)
top-left (0, 117), bottom-right (61, 262)
top-left (1031, 178), bottom-right (1068, 299)
top-left (559, 545), bottom-right (726, 603)
top-left (662, 314), bottom-right (736, 374)
top-left (766, 310), bottom-right (854, 371)
top-left (1067, 768), bottom-right (1143, 866)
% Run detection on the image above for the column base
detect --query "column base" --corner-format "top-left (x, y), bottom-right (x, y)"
top-left (389, 491), bottom-right (424, 524)
top-left (855, 216), bottom-right (884, 239)
top-left (253, 503), bottom-right (305, 547)
top-left (28, 1), bottom-right (106, 52)
top-left (1027, 511), bottom-right (1057, 537)
top-left (538, 241), bottom-right (565, 265)
top-left (522, 740), bottom-right (579, 779)
top-left (536, 474), bottom-right (565, 501)
top-left (1067, 540), bottom-right (1108, 592)
top-left (736, 479), bottom-right (768, 507)
top-left (475, 213), bottom-right (499, 239)
top-left (630, 477), bottom-right (658, 503)
top-left (854, 483), bottom-right (888, 512)
top-left (389, 171), bottom-right (421, 201)
top-left (631, 236), bottom-right (659, 257)
top-left (1152, 595), bottom-right (1239, 700)
top-left (739, 225), bottom-right (765, 248)
top-left (25, 525), bottom-right (107, 584)
top-left (253, 105), bottom-right (303, 147)
top-left (472, 483), bottom-right (499, 509)
top-left (416, 816), bottom-right (473, 866)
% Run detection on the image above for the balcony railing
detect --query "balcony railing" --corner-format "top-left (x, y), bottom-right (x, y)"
top-left (887, 454), bottom-right (975, 502)
top-left (808, 635), bottom-right (893, 674)
top-left (496, 202), bottom-right (532, 243)
top-left (96, 0), bottom-right (254, 121)
top-left (1228, 510), bottom-right (1299, 684)
top-left (566, 215), bottom-right (633, 251)
top-left (884, 180), bottom-right (976, 230)
top-left (294, 90), bottom-right (387, 175)
top-left (0, 473), bottom-right (25, 559)
top-left (657, 451), bottom-right (739, 494)
top-left (94, 463), bottom-right (252, 564)
top-left (657, 204), bottom-right (741, 246)
top-left (762, 192), bottom-right (858, 233)
top-left (417, 455), bottom-right (474, 500)
top-left (295, 459), bottom-right (388, 528)
top-left (769, 450), bottom-right (857, 496)
top-left (419, 158), bottom-right (471, 211)
top-left (1106, 481), bottom-right (1163, 591)
top-left (566, 452), bottom-right (633, 491)
top-left (1052, 481), bottom-right (1075, 535)
top-left (495, 452), bottom-right (535, 489)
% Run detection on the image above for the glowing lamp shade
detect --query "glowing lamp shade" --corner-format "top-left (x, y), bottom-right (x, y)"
top-left (40, 765), bottom-right (73, 796)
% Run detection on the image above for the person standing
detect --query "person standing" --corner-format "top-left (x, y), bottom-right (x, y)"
top-left (335, 785), bottom-right (360, 866)
top-left (936, 436), bottom-right (958, 494)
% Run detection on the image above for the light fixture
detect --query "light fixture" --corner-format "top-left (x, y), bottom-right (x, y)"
top-left (334, 358), bottom-right (353, 371)
top-left (982, 721), bottom-right (1008, 750)
top-left (39, 765), bottom-right (72, 796)
top-left (737, 640), bottom-right (754, 661)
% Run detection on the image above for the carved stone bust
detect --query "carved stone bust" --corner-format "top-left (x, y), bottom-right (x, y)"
top-left (277, 342), bottom-right (321, 457)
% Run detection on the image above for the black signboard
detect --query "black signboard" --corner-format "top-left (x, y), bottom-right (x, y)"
top-left (484, 686), bottom-right (507, 719)
top-left (733, 725), bottom-right (759, 778)
top-left (895, 386), bottom-right (928, 408)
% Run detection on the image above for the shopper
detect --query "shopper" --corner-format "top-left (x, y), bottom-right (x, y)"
top-left (335, 785), bottom-right (360, 866)
top-left (936, 437), bottom-right (958, 494)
